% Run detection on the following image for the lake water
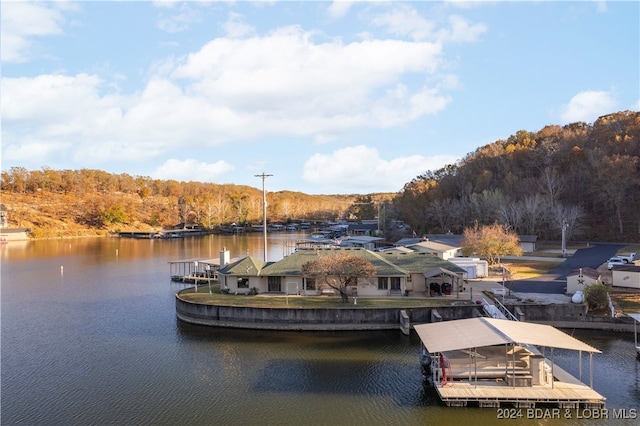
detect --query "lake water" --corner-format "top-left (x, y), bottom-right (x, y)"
top-left (1, 234), bottom-right (638, 425)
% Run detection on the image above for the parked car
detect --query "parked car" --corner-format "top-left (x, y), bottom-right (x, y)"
top-left (618, 252), bottom-right (637, 263)
top-left (607, 257), bottom-right (625, 270)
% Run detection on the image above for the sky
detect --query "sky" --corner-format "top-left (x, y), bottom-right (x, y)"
top-left (1, 1), bottom-right (639, 195)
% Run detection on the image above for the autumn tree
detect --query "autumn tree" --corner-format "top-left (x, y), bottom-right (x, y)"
top-left (301, 251), bottom-right (377, 303)
top-left (461, 222), bottom-right (523, 265)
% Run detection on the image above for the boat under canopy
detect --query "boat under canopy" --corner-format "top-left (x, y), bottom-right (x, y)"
top-left (414, 317), bottom-right (605, 408)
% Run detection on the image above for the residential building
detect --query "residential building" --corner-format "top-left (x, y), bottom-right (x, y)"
top-left (217, 248), bottom-right (466, 297)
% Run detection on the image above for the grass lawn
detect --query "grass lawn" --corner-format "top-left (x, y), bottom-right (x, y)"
top-left (501, 260), bottom-right (564, 279)
top-left (610, 292), bottom-right (640, 315)
top-left (179, 284), bottom-right (466, 308)
top-left (177, 246), bottom-right (640, 311)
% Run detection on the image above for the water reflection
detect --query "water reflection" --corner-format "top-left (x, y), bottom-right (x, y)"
top-left (1, 236), bottom-right (639, 425)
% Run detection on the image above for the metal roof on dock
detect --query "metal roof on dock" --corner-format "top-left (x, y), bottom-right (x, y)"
top-left (415, 317), bottom-right (601, 354)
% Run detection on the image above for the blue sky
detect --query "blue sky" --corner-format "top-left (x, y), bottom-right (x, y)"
top-left (2, 1), bottom-right (638, 195)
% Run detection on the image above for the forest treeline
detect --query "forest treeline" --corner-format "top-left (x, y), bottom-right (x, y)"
top-left (395, 110), bottom-right (640, 242)
top-left (1, 110), bottom-right (638, 241)
top-left (0, 165), bottom-right (392, 238)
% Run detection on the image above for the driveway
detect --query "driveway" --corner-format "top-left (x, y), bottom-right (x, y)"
top-left (507, 243), bottom-right (626, 294)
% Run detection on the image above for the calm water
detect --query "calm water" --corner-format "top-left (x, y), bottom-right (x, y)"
top-left (1, 235), bottom-right (639, 425)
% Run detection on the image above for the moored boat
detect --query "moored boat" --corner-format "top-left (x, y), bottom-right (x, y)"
top-left (415, 317), bottom-right (606, 408)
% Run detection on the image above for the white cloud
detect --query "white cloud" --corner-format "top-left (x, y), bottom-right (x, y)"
top-left (559, 90), bottom-right (618, 123)
top-left (2, 139), bottom-right (70, 165)
top-left (303, 145), bottom-right (456, 192)
top-left (371, 4), bottom-right (436, 42)
top-left (0, 2), bottom-right (68, 63)
top-left (152, 159), bottom-right (235, 182)
top-left (439, 15), bottom-right (487, 43)
top-left (170, 25), bottom-right (447, 136)
top-left (223, 12), bottom-right (256, 38)
top-left (327, 1), bottom-right (355, 19)
top-left (371, 4), bottom-right (486, 43)
top-left (156, 3), bottom-right (203, 33)
top-left (2, 13), bottom-right (464, 184)
top-left (1, 73), bottom-right (134, 165)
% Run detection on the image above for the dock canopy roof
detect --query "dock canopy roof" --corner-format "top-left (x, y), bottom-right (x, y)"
top-left (414, 317), bottom-right (601, 354)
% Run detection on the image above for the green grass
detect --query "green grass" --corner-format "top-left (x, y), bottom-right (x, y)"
top-left (178, 256), bottom-right (564, 308)
top-left (179, 284), bottom-right (468, 308)
top-left (501, 260), bottom-right (564, 279)
top-left (610, 292), bottom-right (640, 314)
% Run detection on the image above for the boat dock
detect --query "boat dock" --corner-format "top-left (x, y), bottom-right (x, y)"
top-left (169, 249), bottom-right (239, 284)
top-left (415, 317), bottom-right (606, 409)
top-left (169, 258), bottom-right (220, 283)
top-left (431, 357), bottom-right (604, 409)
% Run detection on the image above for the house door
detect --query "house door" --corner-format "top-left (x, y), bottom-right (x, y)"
top-left (268, 276), bottom-right (281, 292)
top-left (390, 277), bottom-right (401, 291)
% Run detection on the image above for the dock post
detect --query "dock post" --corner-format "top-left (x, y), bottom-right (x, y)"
top-left (431, 309), bottom-right (442, 322)
top-left (400, 310), bottom-right (410, 335)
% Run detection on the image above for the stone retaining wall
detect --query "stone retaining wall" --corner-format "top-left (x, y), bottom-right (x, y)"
top-left (176, 292), bottom-right (594, 330)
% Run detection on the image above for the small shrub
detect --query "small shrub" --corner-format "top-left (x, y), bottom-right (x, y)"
top-left (248, 287), bottom-right (259, 295)
top-left (584, 281), bottom-right (609, 311)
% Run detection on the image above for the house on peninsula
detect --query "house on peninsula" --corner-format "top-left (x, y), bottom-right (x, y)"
top-left (217, 247), bottom-right (466, 298)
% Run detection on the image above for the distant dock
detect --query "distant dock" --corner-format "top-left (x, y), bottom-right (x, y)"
top-left (119, 228), bottom-right (211, 239)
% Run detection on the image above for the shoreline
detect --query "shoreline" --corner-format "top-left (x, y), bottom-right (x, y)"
top-left (175, 290), bottom-right (638, 333)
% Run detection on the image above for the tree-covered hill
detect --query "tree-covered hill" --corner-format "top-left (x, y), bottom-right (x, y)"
top-left (393, 110), bottom-right (640, 242)
top-left (2, 110), bottom-right (638, 241)
top-left (0, 169), bottom-right (393, 238)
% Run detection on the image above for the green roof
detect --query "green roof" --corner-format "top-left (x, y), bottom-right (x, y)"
top-left (377, 251), bottom-right (467, 274)
top-left (261, 247), bottom-right (406, 277)
top-left (218, 256), bottom-right (267, 276)
top-left (256, 248), bottom-right (465, 277)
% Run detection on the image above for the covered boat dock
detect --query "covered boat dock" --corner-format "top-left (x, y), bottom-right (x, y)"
top-left (415, 317), bottom-right (606, 408)
top-left (169, 258), bottom-right (222, 283)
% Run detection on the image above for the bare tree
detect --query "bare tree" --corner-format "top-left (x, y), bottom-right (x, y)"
top-left (496, 201), bottom-right (523, 232)
top-left (538, 167), bottom-right (565, 209)
top-left (301, 251), bottom-right (377, 303)
top-left (521, 194), bottom-right (544, 235)
top-left (548, 202), bottom-right (585, 240)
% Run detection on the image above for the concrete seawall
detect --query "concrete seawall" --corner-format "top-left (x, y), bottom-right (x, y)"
top-left (175, 291), bottom-right (633, 332)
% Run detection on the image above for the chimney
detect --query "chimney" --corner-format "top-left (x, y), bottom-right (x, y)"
top-left (220, 247), bottom-right (230, 267)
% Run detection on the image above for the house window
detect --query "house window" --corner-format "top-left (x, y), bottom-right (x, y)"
top-left (237, 277), bottom-right (249, 289)
top-left (305, 277), bottom-right (317, 291)
top-left (390, 277), bottom-right (401, 290)
top-left (378, 277), bottom-right (388, 290)
top-left (268, 276), bottom-right (281, 292)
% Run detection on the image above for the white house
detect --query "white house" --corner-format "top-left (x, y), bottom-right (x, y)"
top-left (447, 257), bottom-right (489, 279)
top-left (611, 265), bottom-right (640, 290)
top-left (393, 237), bottom-right (462, 260)
top-left (566, 267), bottom-right (601, 295)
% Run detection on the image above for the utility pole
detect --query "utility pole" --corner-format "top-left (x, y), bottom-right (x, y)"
top-left (255, 172), bottom-right (272, 262)
top-left (561, 218), bottom-right (568, 257)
